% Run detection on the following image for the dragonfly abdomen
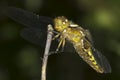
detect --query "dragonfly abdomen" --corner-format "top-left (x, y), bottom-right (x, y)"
top-left (73, 42), bottom-right (104, 73)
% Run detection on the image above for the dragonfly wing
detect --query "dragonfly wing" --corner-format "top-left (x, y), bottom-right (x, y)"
top-left (20, 27), bottom-right (47, 46)
top-left (92, 47), bottom-right (111, 73)
top-left (73, 38), bottom-right (111, 73)
top-left (84, 29), bottom-right (94, 44)
top-left (4, 7), bottom-right (53, 30)
top-left (21, 27), bottom-right (59, 51)
top-left (83, 29), bottom-right (111, 73)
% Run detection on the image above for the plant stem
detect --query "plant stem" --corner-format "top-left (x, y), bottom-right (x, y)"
top-left (41, 24), bottom-right (53, 80)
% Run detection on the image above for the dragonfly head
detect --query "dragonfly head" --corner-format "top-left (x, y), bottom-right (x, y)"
top-left (54, 16), bottom-right (70, 32)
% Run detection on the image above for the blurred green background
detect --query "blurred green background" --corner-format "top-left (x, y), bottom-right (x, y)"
top-left (0, 0), bottom-right (120, 80)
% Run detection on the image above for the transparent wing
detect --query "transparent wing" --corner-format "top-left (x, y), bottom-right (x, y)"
top-left (20, 27), bottom-right (59, 51)
top-left (84, 29), bottom-right (111, 73)
top-left (4, 7), bottom-right (77, 53)
top-left (84, 29), bottom-right (94, 44)
top-left (92, 47), bottom-right (111, 73)
top-left (4, 7), bottom-right (53, 30)
top-left (73, 37), bottom-right (111, 73)
top-left (20, 27), bottom-right (47, 46)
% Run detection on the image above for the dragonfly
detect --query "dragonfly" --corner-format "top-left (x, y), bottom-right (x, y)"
top-left (4, 7), bottom-right (111, 73)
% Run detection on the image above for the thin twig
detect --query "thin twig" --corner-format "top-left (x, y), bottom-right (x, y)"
top-left (41, 24), bottom-right (54, 80)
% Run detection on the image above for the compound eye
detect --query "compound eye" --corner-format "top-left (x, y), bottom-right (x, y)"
top-left (63, 22), bottom-right (66, 24)
top-left (62, 19), bottom-right (68, 24)
top-left (65, 19), bottom-right (68, 22)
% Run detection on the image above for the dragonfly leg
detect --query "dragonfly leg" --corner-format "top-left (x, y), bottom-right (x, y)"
top-left (48, 38), bottom-right (65, 55)
top-left (52, 30), bottom-right (60, 34)
top-left (49, 39), bottom-right (65, 56)
top-left (56, 38), bottom-right (63, 51)
top-left (49, 51), bottom-right (58, 55)
top-left (52, 33), bottom-right (60, 40)
top-left (61, 38), bottom-right (66, 52)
